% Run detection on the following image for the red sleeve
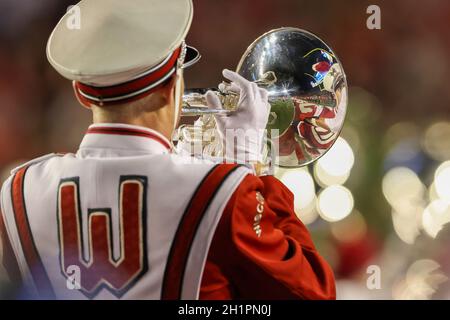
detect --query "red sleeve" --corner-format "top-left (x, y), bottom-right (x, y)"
top-left (200, 174), bottom-right (336, 300)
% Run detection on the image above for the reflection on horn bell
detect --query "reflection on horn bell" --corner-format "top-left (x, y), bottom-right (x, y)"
top-left (177, 27), bottom-right (348, 168)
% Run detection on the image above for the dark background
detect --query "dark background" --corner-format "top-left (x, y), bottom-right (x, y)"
top-left (1, 0), bottom-right (450, 299)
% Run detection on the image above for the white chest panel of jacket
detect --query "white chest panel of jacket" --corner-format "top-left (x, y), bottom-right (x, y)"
top-left (0, 124), bottom-right (250, 299)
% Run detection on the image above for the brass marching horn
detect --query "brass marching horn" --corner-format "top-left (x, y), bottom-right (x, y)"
top-left (176, 27), bottom-right (348, 168)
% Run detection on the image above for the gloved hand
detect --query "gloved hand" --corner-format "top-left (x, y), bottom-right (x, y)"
top-left (205, 69), bottom-right (271, 163)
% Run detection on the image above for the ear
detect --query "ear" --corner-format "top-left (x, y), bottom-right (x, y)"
top-left (72, 81), bottom-right (93, 109)
top-left (159, 74), bottom-right (178, 100)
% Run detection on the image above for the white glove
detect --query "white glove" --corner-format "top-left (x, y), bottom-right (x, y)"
top-left (205, 69), bottom-right (271, 163)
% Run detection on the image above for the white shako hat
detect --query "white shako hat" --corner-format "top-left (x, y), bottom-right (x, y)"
top-left (47, 0), bottom-right (200, 106)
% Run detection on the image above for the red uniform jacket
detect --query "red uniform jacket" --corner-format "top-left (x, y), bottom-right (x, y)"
top-left (0, 169), bottom-right (335, 299)
top-left (200, 174), bottom-right (336, 300)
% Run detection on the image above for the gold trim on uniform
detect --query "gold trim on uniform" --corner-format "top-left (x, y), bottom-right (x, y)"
top-left (253, 191), bottom-right (265, 238)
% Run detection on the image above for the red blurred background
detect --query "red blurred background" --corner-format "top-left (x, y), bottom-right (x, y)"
top-left (1, 0), bottom-right (450, 299)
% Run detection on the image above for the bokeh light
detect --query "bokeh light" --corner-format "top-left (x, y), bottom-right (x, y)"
top-left (428, 182), bottom-right (439, 202)
top-left (393, 259), bottom-right (447, 300)
top-left (279, 168), bottom-right (318, 224)
top-left (384, 167), bottom-right (425, 244)
top-left (422, 200), bottom-right (450, 238)
top-left (296, 196), bottom-right (319, 225)
top-left (318, 185), bottom-right (354, 222)
top-left (382, 167), bottom-right (425, 213)
top-left (314, 137), bottom-right (355, 187)
top-left (391, 209), bottom-right (422, 245)
top-left (384, 122), bottom-right (420, 147)
top-left (422, 122), bottom-right (450, 161)
top-left (434, 161), bottom-right (450, 202)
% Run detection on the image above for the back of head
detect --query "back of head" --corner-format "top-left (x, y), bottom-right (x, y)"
top-left (46, 0), bottom-right (200, 137)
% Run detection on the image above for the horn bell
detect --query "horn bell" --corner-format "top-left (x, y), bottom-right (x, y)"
top-left (236, 27), bottom-right (348, 167)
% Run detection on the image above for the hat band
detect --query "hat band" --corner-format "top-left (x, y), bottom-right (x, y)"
top-left (74, 46), bottom-right (182, 106)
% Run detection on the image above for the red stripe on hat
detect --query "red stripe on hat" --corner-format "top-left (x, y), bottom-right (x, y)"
top-left (75, 81), bottom-right (171, 107)
top-left (75, 46), bottom-right (181, 105)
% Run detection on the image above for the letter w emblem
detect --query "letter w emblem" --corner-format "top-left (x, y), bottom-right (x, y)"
top-left (57, 176), bottom-right (147, 298)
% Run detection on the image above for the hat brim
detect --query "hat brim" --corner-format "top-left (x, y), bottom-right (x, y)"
top-left (183, 45), bottom-right (201, 68)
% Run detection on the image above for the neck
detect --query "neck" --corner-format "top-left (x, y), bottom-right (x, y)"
top-left (92, 104), bottom-right (175, 141)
